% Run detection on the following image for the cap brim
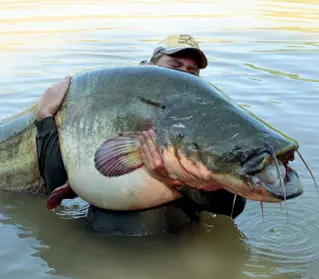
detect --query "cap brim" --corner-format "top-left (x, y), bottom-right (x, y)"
top-left (160, 47), bottom-right (208, 69)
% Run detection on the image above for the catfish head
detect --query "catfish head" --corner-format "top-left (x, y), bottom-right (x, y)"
top-left (152, 92), bottom-right (303, 203)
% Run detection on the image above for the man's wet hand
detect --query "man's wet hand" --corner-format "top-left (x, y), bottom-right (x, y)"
top-left (138, 129), bottom-right (183, 188)
top-left (36, 76), bottom-right (71, 120)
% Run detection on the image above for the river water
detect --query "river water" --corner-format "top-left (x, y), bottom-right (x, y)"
top-left (0, 0), bottom-right (318, 278)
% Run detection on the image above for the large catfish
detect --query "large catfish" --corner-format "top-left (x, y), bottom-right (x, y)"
top-left (0, 66), bottom-right (305, 210)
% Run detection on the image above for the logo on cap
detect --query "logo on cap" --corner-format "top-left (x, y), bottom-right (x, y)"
top-left (177, 34), bottom-right (199, 48)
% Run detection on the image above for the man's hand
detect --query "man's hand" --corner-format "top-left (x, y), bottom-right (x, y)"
top-left (138, 130), bottom-right (222, 191)
top-left (138, 129), bottom-right (183, 188)
top-left (36, 76), bottom-right (71, 120)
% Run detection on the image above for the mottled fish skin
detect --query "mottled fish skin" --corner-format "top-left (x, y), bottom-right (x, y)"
top-left (0, 103), bottom-right (45, 194)
top-left (0, 66), bottom-right (302, 209)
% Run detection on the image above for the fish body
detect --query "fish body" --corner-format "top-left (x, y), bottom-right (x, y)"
top-left (0, 66), bottom-right (303, 210)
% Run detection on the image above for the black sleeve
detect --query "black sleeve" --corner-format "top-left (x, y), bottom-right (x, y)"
top-left (34, 117), bottom-right (68, 194)
top-left (178, 186), bottom-right (246, 219)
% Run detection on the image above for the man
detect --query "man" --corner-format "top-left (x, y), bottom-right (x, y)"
top-left (35, 34), bottom-right (246, 235)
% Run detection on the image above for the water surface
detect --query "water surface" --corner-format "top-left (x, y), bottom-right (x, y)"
top-left (1, 0), bottom-right (318, 278)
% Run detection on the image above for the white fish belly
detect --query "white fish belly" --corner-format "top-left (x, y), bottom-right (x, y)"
top-left (68, 165), bottom-right (182, 210)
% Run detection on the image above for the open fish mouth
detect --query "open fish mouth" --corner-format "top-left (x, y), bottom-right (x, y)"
top-left (250, 161), bottom-right (302, 200)
top-left (241, 147), bottom-right (303, 201)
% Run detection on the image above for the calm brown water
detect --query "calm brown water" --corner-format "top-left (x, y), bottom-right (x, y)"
top-left (0, 0), bottom-right (318, 278)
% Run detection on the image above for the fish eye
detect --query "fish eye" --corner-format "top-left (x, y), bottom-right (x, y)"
top-left (189, 142), bottom-right (199, 152)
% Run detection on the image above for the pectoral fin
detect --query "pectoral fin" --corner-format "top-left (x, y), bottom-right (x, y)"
top-left (94, 133), bottom-right (143, 177)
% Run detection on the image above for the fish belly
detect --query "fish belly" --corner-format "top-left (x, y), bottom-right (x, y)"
top-left (68, 165), bottom-right (182, 210)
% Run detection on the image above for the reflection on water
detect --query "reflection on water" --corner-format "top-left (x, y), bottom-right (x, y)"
top-left (0, 192), bottom-right (249, 279)
top-left (0, 0), bottom-right (319, 278)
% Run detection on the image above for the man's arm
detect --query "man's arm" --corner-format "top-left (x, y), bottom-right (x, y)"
top-left (35, 77), bottom-right (72, 195)
top-left (178, 186), bottom-right (246, 219)
top-left (35, 116), bottom-right (68, 194)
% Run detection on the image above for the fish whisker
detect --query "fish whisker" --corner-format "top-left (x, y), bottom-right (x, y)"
top-left (279, 202), bottom-right (283, 210)
top-left (260, 201), bottom-right (264, 224)
top-left (231, 194), bottom-right (237, 219)
top-left (269, 146), bottom-right (289, 224)
top-left (297, 150), bottom-right (318, 195)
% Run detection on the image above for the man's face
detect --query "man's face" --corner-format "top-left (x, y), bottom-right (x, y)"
top-left (152, 53), bottom-right (200, 76)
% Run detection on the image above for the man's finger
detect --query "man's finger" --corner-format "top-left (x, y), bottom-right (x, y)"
top-left (143, 131), bottom-right (162, 168)
top-left (142, 131), bottom-right (156, 154)
top-left (53, 76), bottom-right (71, 93)
top-left (138, 145), bottom-right (147, 167)
top-left (148, 129), bottom-right (157, 145)
top-left (139, 134), bottom-right (154, 169)
top-left (60, 79), bottom-right (71, 94)
top-left (146, 130), bottom-right (163, 168)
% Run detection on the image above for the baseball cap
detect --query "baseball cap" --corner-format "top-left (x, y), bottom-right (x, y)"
top-left (152, 34), bottom-right (208, 69)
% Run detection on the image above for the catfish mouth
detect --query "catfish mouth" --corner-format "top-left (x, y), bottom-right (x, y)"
top-left (241, 147), bottom-right (303, 201)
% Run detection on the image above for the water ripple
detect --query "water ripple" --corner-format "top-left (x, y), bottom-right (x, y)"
top-left (237, 199), bottom-right (319, 276)
top-left (53, 197), bottom-right (90, 219)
